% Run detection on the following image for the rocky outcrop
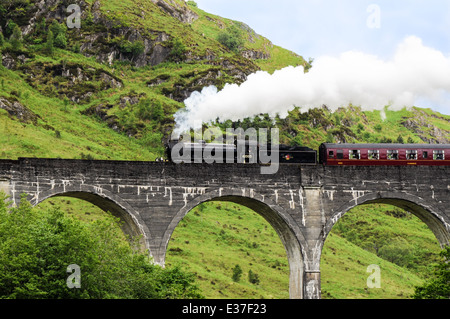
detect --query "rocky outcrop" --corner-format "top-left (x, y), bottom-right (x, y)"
top-left (241, 49), bottom-right (271, 61)
top-left (402, 110), bottom-right (450, 144)
top-left (80, 31), bottom-right (173, 68)
top-left (154, 57), bottom-right (259, 102)
top-left (20, 61), bottom-right (123, 103)
top-left (1, 51), bottom-right (33, 70)
top-left (152, 0), bottom-right (199, 24)
top-left (0, 97), bottom-right (40, 124)
top-left (82, 103), bottom-right (120, 132)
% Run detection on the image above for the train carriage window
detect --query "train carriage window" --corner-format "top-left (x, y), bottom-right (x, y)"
top-left (368, 150), bottom-right (380, 160)
top-left (422, 151), bottom-right (428, 159)
top-left (349, 150), bottom-right (360, 160)
top-left (433, 150), bottom-right (445, 160)
top-left (337, 150), bottom-right (344, 159)
top-left (406, 150), bottom-right (417, 160)
top-left (328, 151), bottom-right (334, 159)
top-left (387, 150), bottom-right (399, 160)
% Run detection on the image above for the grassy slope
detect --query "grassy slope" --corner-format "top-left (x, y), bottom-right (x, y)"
top-left (0, 64), bottom-right (160, 161)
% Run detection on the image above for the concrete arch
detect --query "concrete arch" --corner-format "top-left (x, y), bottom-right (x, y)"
top-left (325, 191), bottom-right (450, 248)
top-left (32, 184), bottom-right (152, 253)
top-left (160, 188), bottom-right (307, 299)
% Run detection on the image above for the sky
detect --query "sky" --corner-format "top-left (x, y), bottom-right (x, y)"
top-left (191, 0), bottom-right (450, 115)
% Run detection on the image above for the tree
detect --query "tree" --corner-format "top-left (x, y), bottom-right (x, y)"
top-left (0, 31), bottom-right (4, 47)
top-left (5, 19), bottom-right (18, 38)
top-left (54, 32), bottom-right (67, 49)
top-left (9, 24), bottom-right (23, 51)
top-left (118, 39), bottom-right (145, 58)
top-left (248, 270), bottom-right (260, 285)
top-left (45, 29), bottom-right (54, 55)
top-left (186, 1), bottom-right (197, 7)
top-left (38, 18), bottom-right (47, 36)
top-left (217, 25), bottom-right (244, 53)
top-left (0, 193), bottom-right (203, 299)
top-left (413, 246), bottom-right (450, 299)
top-left (169, 38), bottom-right (186, 62)
top-left (48, 20), bottom-right (68, 49)
top-left (232, 264), bottom-right (242, 282)
top-left (50, 20), bottom-right (65, 38)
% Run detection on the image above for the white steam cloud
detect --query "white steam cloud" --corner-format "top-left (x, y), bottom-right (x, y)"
top-left (174, 36), bottom-right (450, 134)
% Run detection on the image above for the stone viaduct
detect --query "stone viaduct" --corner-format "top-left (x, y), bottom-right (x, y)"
top-left (0, 158), bottom-right (449, 299)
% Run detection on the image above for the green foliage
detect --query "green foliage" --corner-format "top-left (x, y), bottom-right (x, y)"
top-left (0, 32), bottom-right (4, 47)
top-left (217, 25), bottom-right (244, 53)
top-left (0, 194), bottom-right (203, 299)
top-left (45, 20), bottom-right (67, 49)
top-left (413, 246), bottom-right (450, 299)
top-left (248, 270), bottom-right (260, 285)
top-left (49, 20), bottom-right (67, 39)
top-left (136, 98), bottom-right (164, 122)
top-left (9, 24), bottom-right (22, 51)
top-left (374, 124), bottom-right (383, 132)
top-left (5, 20), bottom-right (18, 38)
top-left (54, 32), bottom-right (67, 49)
top-left (169, 38), bottom-right (187, 62)
top-left (44, 29), bottom-right (54, 55)
top-left (118, 39), bottom-right (145, 57)
top-left (232, 264), bottom-right (242, 282)
top-left (186, 1), bottom-right (198, 7)
top-left (37, 18), bottom-right (47, 36)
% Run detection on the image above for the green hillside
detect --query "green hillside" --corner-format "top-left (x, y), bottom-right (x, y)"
top-left (0, 0), bottom-right (448, 299)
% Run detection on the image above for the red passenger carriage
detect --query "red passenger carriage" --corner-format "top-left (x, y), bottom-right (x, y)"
top-left (319, 143), bottom-right (450, 166)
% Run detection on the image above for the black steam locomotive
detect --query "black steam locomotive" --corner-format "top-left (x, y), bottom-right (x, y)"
top-left (164, 140), bottom-right (450, 166)
top-left (165, 139), bottom-right (318, 165)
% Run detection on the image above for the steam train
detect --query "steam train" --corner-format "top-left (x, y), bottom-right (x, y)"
top-left (165, 140), bottom-right (450, 166)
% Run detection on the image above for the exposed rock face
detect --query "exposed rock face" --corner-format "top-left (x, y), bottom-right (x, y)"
top-left (0, 97), bottom-right (40, 124)
top-left (241, 50), bottom-right (271, 61)
top-left (2, 52), bottom-right (32, 70)
top-left (1, 53), bottom-right (18, 70)
top-left (155, 59), bottom-right (259, 103)
top-left (78, 21), bottom-right (173, 68)
top-left (151, 0), bottom-right (199, 24)
top-left (402, 110), bottom-right (450, 144)
top-left (14, 0), bottom-right (261, 73)
top-left (20, 61), bottom-right (123, 103)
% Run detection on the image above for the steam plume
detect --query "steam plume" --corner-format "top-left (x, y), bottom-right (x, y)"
top-left (174, 36), bottom-right (450, 134)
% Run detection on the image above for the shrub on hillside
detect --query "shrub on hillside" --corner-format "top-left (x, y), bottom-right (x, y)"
top-left (413, 246), bottom-right (450, 299)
